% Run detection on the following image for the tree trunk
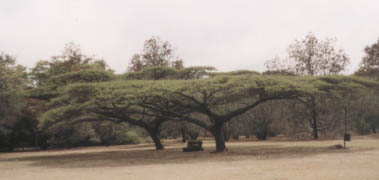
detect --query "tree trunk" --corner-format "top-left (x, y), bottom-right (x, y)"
top-left (373, 128), bottom-right (376, 134)
top-left (181, 129), bottom-right (187, 143)
top-left (312, 111), bottom-right (319, 140)
top-left (147, 129), bottom-right (164, 150)
top-left (212, 124), bottom-right (226, 152)
top-left (311, 98), bottom-right (319, 140)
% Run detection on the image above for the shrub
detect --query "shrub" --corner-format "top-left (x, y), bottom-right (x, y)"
top-left (122, 131), bottom-right (143, 144)
top-left (356, 119), bottom-right (371, 135)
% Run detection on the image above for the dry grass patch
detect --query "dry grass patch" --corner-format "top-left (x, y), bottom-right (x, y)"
top-left (1, 137), bottom-right (378, 168)
top-left (1, 136), bottom-right (379, 180)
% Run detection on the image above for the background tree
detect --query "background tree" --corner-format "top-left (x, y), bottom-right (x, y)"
top-left (0, 53), bottom-right (37, 151)
top-left (355, 38), bottom-right (379, 79)
top-left (128, 36), bottom-right (184, 72)
top-left (231, 100), bottom-right (289, 140)
top-left (353, 89), bottom-right (379, 134)
top-left (265, 33), bottom-right (350, 139)
top-left (353, 38), bottom-right (379, 134)
top-left (28, 43), bottom-right (117, 149)
top-left (265, 33), bottom-right (350, 76)
top-left (31, 42), bottom-right (109, 87)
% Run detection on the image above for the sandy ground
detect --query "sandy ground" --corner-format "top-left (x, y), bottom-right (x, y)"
top-left (1, 137), bottom-right (379, 180)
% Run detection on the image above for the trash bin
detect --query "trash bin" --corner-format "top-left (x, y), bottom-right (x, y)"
top-left (344, 133), bottom-right (351, 141)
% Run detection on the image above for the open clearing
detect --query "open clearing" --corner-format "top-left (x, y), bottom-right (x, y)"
top-left (1, 136), bottom-right (379, 180)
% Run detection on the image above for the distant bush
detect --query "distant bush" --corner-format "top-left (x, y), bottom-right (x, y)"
top-left (119, 131), bottom-right (143, 144)
top-left (356, 119), bottom-right (371, 135)
top-left (95, 122), bottom-right (146, 146)
top-left (37, 122), bottom-right (147, 149)
top-left (252, 119), bottom-right (271, 141)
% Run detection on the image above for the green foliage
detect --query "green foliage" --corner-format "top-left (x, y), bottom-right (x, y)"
top-left (356, 38), bottom-right (379, 79)
top-left (28, 69), bottom-right (114, 102)
top-left (365, 115), bottom-right (379, 130)
top-left (252, 118), bottom-right (270, 140)
top-left (176, 66), bottom-right (216, 79)
top-left (95, 122), bottom-right (144, 145)
top-left (122, 131), bottom-right (144, 144)
top-left (49, 70), bottom-right (114, 86)
top-left (121, 66), bottom-right (215, 80)
top-left (0, 53), bottom-right (36, 151)
top-left (208, 70), bottom-right (260, 77)
top-left (40, 73), bottom-right (316, 151)
top-left (355, 113), bottom-right (379, 135)
top-left (308, 75), bottom-right (376, 98)
top-left (262, 70), bottom-right (296, 76)
top-left (39, 121), bottom-right (145, 149)
top-left (356, 119), bottom-right (371, 135)
top-left (0, 53), bottom-right (28, 88)
top-left (160, 121), bottom-right (201, 141)
top-left (122, 66), bottom-right (178, 80)
top-left (26, 44), bottom-right (116, 149)
top-left (43, 123), bottom-right (97, 148)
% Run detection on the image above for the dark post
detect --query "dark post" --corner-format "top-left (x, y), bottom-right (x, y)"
top-left (343, 107), bottom-right (351, 148)
top-left (344, 107), bottom-right (347, 148)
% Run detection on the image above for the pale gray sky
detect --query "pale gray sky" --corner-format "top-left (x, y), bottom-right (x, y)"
top-left (1, 0), bottom-right (379, 73)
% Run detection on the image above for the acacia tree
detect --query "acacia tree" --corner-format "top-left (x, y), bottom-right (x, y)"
top-left (166, 75), bottom-right (373, 150)
top-left (39, 74), bottom-right (309, 152)
top-left (265, 33), bottom-right (350, 139)
top-left (355, 38), bottom-right (379, 79)
top-left (128, 36), bottom-right (184, 72)
top-left (38, 70), bottom-right (371, 152)
top-left (38, 64), bottom-right (214, 150)
top-left (140, 75), bottom-right (310, 152)
top-left (39, 80), bottom-right (190, 150)
top-left (317, 76), bottom-right (377, 136)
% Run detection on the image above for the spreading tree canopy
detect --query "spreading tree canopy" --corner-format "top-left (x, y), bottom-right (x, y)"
top-left (40, 74), bottom-right (316, 152)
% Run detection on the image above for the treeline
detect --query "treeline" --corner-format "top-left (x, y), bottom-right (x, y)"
top-left (1, 34), bottom-right (379, 152)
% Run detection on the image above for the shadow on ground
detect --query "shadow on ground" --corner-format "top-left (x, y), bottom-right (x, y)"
top-left (0, 142), bottom-right (354, 168)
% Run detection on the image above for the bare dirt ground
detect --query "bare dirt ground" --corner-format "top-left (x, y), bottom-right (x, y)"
top-left (1, 136), bottom-right (379, 180)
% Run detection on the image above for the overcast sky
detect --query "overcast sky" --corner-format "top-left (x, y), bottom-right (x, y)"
top-left (1, 0), bottom-right (379, 74)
